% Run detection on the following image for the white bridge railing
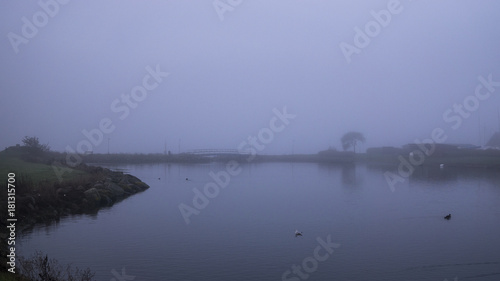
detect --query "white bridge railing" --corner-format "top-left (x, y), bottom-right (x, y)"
top-left (184, 149), bottom-right (251, 155)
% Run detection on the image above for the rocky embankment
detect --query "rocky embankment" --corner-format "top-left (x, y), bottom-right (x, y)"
top-left (15, 166), bottom-right (149, 231)
top-left (0, 165), bottom-right (150, 275)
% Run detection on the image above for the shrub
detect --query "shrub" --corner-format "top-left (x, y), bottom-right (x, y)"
top-left (18, 251), bottom-right (95, 281)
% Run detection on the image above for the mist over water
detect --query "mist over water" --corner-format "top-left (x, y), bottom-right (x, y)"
top-left (18, 163), bottom-right (500, 281)
top-left (1, 1), bottom-right (500, 154)
top-left (3, 1), bottom-right (500, 281)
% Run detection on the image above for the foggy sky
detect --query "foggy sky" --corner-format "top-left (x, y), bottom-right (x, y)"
top-left (1, 0), bottom-right (500, 155)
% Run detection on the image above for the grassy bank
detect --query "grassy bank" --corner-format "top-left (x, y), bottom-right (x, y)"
top-left (0, 149), bottom-right (150, 229)
top-left (0, 147), bottom-right (88, 184)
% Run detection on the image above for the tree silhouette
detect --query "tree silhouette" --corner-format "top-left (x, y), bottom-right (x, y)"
top-left (341, 132), bottom-right (365, 153)
top-left (22, 136), bottom-right (50, 153)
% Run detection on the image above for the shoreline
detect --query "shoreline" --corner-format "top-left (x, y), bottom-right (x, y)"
top-left (5, 164), bottom-right (150, 233)
top-left (0, 161), bottom-right (150, 277)
top-left (80, 149), bottom-right (500, 169)
top-left (3, 151), bottom-right (498, 279)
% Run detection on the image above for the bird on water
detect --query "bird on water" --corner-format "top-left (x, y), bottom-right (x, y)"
top-left (295, 230), bottom-right (303, 237)
top-left (444, 214), bottom-right (451, 220)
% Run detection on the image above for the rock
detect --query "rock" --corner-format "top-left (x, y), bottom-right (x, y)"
top-left (14, 164), bottom-right (151, 234)
top-left (104, 182), bottom-right (124, 197)
top-left (121, 183), bottom-right (139, 193)
top-left (100, 195), bottom-right (112, 205)
top-left (134, 181), bottom-right (150, 190)
top-left (119, 177), bottom-right (130, 184)
top-left (125, 174), bottom-right (142, 183)
top-left (84, 188), bottom-right (101, 204)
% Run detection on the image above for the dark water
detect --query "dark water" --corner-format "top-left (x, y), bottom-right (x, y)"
top-left (18, 163), bottom-right (500, 281)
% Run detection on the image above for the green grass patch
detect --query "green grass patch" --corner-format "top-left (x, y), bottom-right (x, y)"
top-left (0, 156), bottom-right (88, 185)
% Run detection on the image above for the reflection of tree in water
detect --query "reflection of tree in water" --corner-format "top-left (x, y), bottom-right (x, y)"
top-left (317, 163), bottom-right (362, 187)
top-left (341, 163), bottom-right (358, 187)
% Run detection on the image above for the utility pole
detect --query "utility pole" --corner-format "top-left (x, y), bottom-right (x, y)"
top-left (478, 113), bottom-right (482, 145)
top-left (483, 125), bottom-right (486, 146)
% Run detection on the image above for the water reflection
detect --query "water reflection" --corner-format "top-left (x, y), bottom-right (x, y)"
top-left (411, 166), bottom-right (500, 185)
top-left (341, 163), bottom-right (358, 187)
top-left (18, 162), bottom-right (500, 281)
top-left (317, 163), bottom-right (362, 187)
top-left (369, 162), bottom-right (500, 185)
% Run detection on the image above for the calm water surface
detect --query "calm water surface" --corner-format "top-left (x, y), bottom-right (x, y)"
top-left (18, 163), bottom-right (500, 281)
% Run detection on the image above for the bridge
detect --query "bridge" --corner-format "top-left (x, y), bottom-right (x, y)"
top-left (184, 149), bottom-right (251, 157)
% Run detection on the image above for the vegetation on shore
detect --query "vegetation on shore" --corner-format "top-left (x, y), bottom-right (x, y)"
top-left (81, 150), bottom-right (357, 164)
top-left (79, 146), bottom-right (500, 168)
top-left (364, 143), bottom-right (500, 168)
top-left (0, 250), bottom-right (95, 281)
top-left (0, 144), bottom-right (150, 229)
top-left (0, 137), bottom-right (150, 281)
top-left (1, 135), bottom-right (499, 280)
top-left (77, 131), bottom-right (500, 167)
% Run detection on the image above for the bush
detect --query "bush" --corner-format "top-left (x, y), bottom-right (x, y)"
top-left (22, 136), bottom-right (50, 154)
top-left (18, 251), bottom-right (95, 281)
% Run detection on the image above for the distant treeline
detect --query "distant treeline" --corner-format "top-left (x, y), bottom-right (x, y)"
top-left (4, 141), bottom-right (499, 167)
top-left (365, 144), bottom-right (500, 167)
top-left (82, 150), bottom-right (357, 164)
top-left (37, 145), bottom-right (500, 168)
top-left (83, 152), bottom-right (211, 164)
